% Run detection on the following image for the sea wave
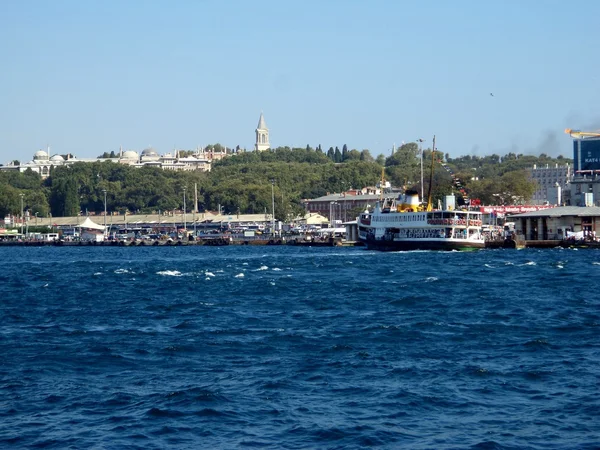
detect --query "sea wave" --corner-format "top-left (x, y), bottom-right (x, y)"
top-left (0, 246), bottom-right (597, 449)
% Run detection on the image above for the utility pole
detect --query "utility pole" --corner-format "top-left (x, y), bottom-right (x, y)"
top-left (271, 179), bottom-right (276, 236)
top-left (417, 139), bottom-right (425, 203)
top-left (426, 135), bottom-right (436, 211)
top-left (183, 186), bottom-right (187, 234)
top-left (20, 193), bottom-right (24, 236)
top-left (102, 189), bottom-right (107, 237)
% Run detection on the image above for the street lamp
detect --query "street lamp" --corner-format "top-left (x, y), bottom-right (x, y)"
top-left (102, 189), bottom-right (107, 237)
top-left (183, 186), bottom-right (187, 235)
top-left (193, 207), bottom-right (197, 238)
top-left (20, 193), bottom-right (24, 236)
top-left (330, 201), bottom-right (338, 228)
top-left (270, 179), bottom-right (275, 236)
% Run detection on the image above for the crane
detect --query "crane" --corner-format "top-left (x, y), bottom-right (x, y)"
top-left (565, 128), bottom-right (600, 139)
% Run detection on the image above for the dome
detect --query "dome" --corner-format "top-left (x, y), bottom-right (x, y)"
top-left (50, 154), bottom-right (64, 162)
top-left (141, 148), bottom-right (158, 157)
top-left (34, 150), bottom-right (49, 160)
top-left (122, 150), bottom-right (139, 160)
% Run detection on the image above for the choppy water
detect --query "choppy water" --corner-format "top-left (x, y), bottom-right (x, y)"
top-left (0, 246), bottom-right (599, 449)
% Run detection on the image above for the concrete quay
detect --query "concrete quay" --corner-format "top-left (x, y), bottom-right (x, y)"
top-left (0, 237), bottom-right (363, 248)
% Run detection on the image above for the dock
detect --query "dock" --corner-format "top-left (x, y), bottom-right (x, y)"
top-left (0, 236), bottom-right (365, 248)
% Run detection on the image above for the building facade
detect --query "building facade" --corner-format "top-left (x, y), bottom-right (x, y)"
top-left (510, 205), bottom-right (600, 241)
top-left (568, 136), bottom-right (600, 206)
top-left (529, 163), bottom-right (571, 205)
top-left (0, 146), bottom-right (229, 178)
top-left (304, 191), bottom-right (382, 222)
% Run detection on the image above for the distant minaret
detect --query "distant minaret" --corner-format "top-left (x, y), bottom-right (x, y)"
top-left (255, 112), bottom-right (270, 151)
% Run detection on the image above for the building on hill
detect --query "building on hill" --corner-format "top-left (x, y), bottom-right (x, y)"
top-left (0, 146), bottom-right (229, 178)
top-left (529, 163), bottom-right (571, 205)
top-left (255, 112), bottom-right (270, 151)
top-left (0, 148), bottom-right (118, 178)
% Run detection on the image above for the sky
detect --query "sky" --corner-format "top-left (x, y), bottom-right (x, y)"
top-left (1, 0), bottom-right (600, 164)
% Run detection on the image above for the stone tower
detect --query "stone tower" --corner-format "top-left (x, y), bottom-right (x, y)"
top-left (255, 112), bottom-right (270, 151)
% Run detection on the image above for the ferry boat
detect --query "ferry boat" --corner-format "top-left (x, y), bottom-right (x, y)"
top-left (358, 191), bottom-right (486, 251)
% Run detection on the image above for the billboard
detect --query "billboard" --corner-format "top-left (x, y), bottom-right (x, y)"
top-left (574, 138), bottom-right (600, 172)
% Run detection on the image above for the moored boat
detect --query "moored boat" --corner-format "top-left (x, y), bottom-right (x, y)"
top-left (358, 191), bottom-right (485, 251)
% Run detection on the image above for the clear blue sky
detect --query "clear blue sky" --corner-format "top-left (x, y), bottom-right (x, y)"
top-left (1, 0), bottom-right (599, 164)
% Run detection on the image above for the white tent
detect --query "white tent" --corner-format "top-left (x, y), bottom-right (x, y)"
top-left (77, 217), bottom-right (106, 230)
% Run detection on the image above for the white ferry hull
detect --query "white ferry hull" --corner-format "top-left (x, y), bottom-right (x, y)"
top-left (363, 237), bottom-right (484, 251)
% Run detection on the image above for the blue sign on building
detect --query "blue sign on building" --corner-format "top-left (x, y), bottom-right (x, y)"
top-left (574, 138), bottom-right (600, 172)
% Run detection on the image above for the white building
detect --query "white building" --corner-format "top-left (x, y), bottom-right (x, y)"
top-left (255, 112), bottom-right (270, 151)
top-left (1, 146), bottom-right (227, 178)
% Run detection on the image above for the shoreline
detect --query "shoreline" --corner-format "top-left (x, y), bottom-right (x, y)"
top-left (0, 237), bottom-right (361, 248)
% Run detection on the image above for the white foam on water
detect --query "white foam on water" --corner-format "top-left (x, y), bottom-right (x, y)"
top-left (255, 265), bottom-right (269, 271)
top-left (157, 270), bottom-right (183, 277)
top-left (235, 273), bottom-right (245, 278)
top-left (115, 268), bottom-right (131, 274)
top-left (205, 272), bottom-right (215, 277)
top-left (272, 268), bottom-right (282, 271)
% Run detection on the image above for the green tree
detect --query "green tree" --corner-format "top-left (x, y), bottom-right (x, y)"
top-left (385, 142), bottom-right (420, 188)
top-left (50, 178), bottom-right (79, 217)
top-left (342, 144), bottom-right (348, 161)
top-left (347, 149), bottom-right (361, 161)
top-left (0, 184), bottom-right (21, 217)
top-left (327, 147), bottom-right (334, 160)
top-left (334, 146), bottom-right (342, 163)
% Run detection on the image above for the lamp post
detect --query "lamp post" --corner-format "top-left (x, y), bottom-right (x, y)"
top-left (270, 179), bottom-right (275, 236)
top-left (102, 189), bottom-right (107, 237)
top-left (35, 212), bottom-right (39, 226)
top-left (183, 186), bottom-right (187, 236)
top-left (20, 193), bottom-right (24, 236)
top-left (417, 139), bottom-right (425, 203)
top-left (193, 207), bottom-right (197, 238)
top-left (330, 201), bottom-right (338, 228)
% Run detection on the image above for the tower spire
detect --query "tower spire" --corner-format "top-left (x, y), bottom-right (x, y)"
top-left (255, 112), bottom-right (270, 151)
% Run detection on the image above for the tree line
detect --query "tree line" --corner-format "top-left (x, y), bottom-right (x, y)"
top-left (0, 143), bottom-right (572, 221)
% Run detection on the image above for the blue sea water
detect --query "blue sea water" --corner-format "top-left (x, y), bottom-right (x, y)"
top-left (0, 246), bottom-right (599, 449)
